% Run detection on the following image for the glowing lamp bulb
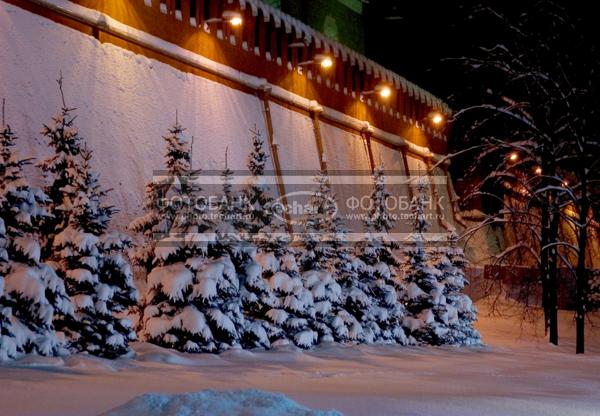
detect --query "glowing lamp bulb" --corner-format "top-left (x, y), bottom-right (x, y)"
top-left (509, 152), bottom-right (518, 162)
top-left (379, 86), bottom-right (392, 98)
top-left (222, 11), bottom-right (243, 26)
top-left (535, 167), bottom-right (542, 175)
top-left (320, 56), bottom-right (333, 69)
top-left (432, 114), bottom-right (443, 125)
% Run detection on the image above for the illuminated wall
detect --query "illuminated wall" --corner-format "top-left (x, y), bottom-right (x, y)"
top-left (0, 1), bottom-right (451, 239)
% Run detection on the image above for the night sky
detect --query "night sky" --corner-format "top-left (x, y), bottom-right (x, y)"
top-left (363, 1), bottom-right (598, 103)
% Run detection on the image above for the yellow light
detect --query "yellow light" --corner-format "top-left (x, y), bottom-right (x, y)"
top-left (320, 56), bottom-right (333, 69)
top-left (222, 11), bottom-right (243, 26)
top-left (379, 86), bottom-right (392, 98)
top-left (509, 152), bottom-right (518, 162)
top-left (563, 180), bottom-right (569, 187)
top-left (431, 113), bottom-right (443, 125)
top-left (535, 167), bottom-right (542, 175)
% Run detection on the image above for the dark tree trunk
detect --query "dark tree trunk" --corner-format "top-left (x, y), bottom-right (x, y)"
top-left (576, 170), bottom-right (589, 355)
top-left (539, 159), bottom-right (557, 342)
top-left (548, 205), bottom-right (560, 345)
top-left (540, 160), bottom-right (559, 346)
top-left (540, 180), bottom-right (549, 334)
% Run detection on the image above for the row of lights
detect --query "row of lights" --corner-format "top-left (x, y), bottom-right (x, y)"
top-left (509, 152), bottom-right (540, 173)
top-left (508, 152), bottom-right (568, 185)
top-left (209, 10), bottom-right (446, 128)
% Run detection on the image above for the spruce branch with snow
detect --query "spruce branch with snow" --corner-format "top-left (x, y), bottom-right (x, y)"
top-left (0, 217), bottom-right (17, 361)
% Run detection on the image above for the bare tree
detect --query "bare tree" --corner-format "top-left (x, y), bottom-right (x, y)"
top-left (447, 0), bottom-right (599, 352)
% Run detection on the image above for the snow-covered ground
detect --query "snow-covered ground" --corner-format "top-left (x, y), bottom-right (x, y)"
top-left (1, 300), bottom-right (598, 416)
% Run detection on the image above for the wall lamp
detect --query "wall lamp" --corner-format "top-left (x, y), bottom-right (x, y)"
top-left (361, 83), bottom-right (392, 100)
top-left (428, 111), bottom-right (444, 126)
top-left (298, 54), bottom-right (334, 69)
top-left (205, 10), bottom-right (243, 26)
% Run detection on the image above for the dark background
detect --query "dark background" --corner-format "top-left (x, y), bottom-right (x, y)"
top-left (362, 1), bottom-right (598, 103)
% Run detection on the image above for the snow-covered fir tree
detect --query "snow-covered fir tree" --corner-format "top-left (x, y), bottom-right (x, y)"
top-left (239, 130), bottom-right (286, 251)
top-left (298, 170), bottom-right (356, 345)
top-left (128, 118), bottom-right (195, 273)
top-left (242, 167), bottom-right (329, 349)
top-left (0, 115), bottom-right (72, 359)
top-left (37, 93), bottom-right (84, 258)
top-left (357, 166), bottom-right (407, 344)
top-left (401, 177), bottom-right (451, 345)
top-left (47, 146), bottom-right (138, 358)
top-left (0, 217), bottom-right (15, 360)
top-left (138, 119), bottom-right (246, 353)
top-left (37, 84), bottom-right (138, 357)
top-left (236, 131), bottom-right (298, 349)
top-left (435, 232), bottom-right (481, 345)
top-left (299, 169), bottom-right (346, 271)
top-left (214, 148), bottom-right (247, 263)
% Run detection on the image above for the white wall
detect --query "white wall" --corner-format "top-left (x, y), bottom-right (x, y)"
top-left (370, 140), bottom-right (412, 233)
top-left (320, 122), bottom-right (371, 232)
top-left (0, 2), bottom-right (271, 228)
top-left (0, 1), bottom-right (430, 235)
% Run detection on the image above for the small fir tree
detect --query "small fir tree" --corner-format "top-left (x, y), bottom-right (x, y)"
top-left (299, 170), bottom-right (353, 344)
top-left (357, 166), bottom-right (407, 344)
top-left (214, 148), bottom-right (246, 262)
top-left (402, 177), bottom-right (451, 345)
top-left (49, 147), bottom-right (138, 357)
top-left (37, 80), bottom-right (85, 258)
top-left (299, 169), bottom-right (345, 271)
top-left (436, 232), bottom-right (481, 345)
top-left (138, 119), bottom-right (245, 353)
top-left (240, 129), bottom-right (286, 252)
top-left (38, 82), bottom-right (138, 357)
top-left (128, 119), bottom-right (194, 273)
top-left (237, 131), bottom-right (292, 348)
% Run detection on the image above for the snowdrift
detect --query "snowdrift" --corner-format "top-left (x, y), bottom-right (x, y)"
top-left (101, 389), bottom-right (342, 416)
